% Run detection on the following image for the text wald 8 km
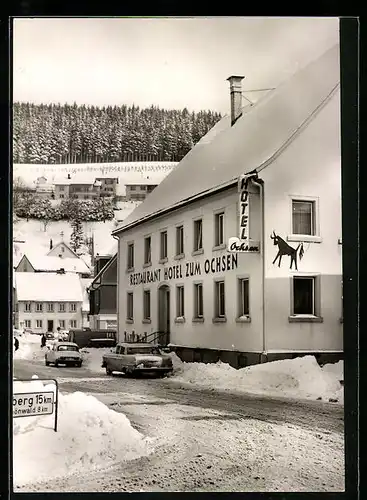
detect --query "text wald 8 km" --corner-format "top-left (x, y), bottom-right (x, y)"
top-left (13, 391), bottom-right (54, 417)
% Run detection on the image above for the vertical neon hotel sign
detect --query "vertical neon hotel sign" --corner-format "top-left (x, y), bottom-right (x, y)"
top-left (227, 173), bottom-right (260, 253)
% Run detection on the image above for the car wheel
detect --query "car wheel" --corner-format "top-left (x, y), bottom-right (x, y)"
top-left (45, 360), bottom-right (50, 366)
top-left (54, 361), bottom-right (59, 367)
top-left (106, 367), bottom-right (112, 376)
top-left (77, 362), bottom-right (82, 367)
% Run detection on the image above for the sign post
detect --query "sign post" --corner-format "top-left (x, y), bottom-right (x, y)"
top-left (13, 378), bottom-right (59, 432)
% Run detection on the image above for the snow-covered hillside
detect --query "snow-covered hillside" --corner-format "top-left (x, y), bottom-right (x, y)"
top-left (13, 161), bottom-right (177, 188)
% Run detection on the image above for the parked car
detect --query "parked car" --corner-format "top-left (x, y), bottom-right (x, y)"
top-left (45, 341), bottom-right (83, 367)
top-left (13, 328), bottom-right (23, 337)
top-left (102, 343), bottom-right (173, 377)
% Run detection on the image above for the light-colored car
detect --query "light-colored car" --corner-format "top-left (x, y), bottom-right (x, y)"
top-left (102, 342), bottom-right (173, 377)
top-left (45, 341), bottom-right (83, 367)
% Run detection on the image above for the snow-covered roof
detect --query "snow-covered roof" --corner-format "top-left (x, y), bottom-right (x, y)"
top-left (113, 45), bottom-right (339, 235)
top-left (15, 272), bottom-right (84, 302)
top-left (46, 241), bottom-right (80, 258)
top-left (18, 253), bottom-right (91, 275)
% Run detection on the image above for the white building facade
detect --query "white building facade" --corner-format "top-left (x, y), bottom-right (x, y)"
top-left (113, 45), bottom-right (342, 367)
top-left (14, 273), bottom-right (84, 333)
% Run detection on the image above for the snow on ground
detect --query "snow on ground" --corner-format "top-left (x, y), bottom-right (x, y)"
top-left (14, 335), bottom-right (344, 404)
top-left (13, 378), bottom-right (153, 487)
top-left (167, 353), bottom-right (344, 404)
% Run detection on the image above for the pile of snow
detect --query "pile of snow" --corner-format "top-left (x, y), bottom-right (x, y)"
top-left (13, 333), bottom-right (48, 362)
top-left (168, 353), bottom-right (344, 404)
top-left (13, 378), bottom-right (153, 487)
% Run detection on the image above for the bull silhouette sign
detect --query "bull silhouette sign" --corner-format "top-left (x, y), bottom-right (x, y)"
top-left (270, 231), bottom-right (304, 270)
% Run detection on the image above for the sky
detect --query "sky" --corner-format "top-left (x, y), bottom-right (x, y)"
top-left (12, 17), bottom-right (339, 115)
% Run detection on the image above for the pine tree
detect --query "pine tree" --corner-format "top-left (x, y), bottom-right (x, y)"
top-left (70, 215), bottom-right (84, 253)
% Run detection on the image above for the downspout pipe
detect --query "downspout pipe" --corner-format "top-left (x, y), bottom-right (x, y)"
top-left (112, 234), bottom-right (120, 342)
top-left (250, 173), bottom-right (266, 360)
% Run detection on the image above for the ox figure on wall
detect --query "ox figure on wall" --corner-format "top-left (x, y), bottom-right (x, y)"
top-left (270, 231), bottom-right (304, 270)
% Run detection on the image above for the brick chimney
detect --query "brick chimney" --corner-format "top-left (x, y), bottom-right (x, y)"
top-left (227, 75), bottom-right (245, 126)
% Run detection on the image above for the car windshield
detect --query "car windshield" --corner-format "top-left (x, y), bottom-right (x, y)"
top-left (126, 347), bottom-right (160, 355)
top-left (57, 345), bottom-right (79, 352)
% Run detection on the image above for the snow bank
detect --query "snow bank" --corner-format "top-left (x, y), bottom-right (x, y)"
top-left (13, 379), bottom-right (152, 487)
top-left (169, 354), bottom-right (344, 404)
top-left (13, 334), bottom-right (48, 361)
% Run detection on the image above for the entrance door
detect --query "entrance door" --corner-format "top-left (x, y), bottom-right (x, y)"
top-left (47, 320), bottom-right (54, 332)
top-left (158, 285), bottom-right (170, 346)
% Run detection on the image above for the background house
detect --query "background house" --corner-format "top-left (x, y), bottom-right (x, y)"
top-left (14, 272), bottom-right (84, 333)
top-left (95, 177), bottom-right (119, 198)
top-left (48, 241), bottom-right (83, 260)
top-left (125, 180), bottom-right (159, 201)
top-left (88, 254), bottom-right (117, 330)
top-left (15, 253), bottom-right (91, 277)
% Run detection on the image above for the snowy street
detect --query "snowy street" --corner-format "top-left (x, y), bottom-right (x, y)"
top-left (14, 356), bottom-right (344, 492)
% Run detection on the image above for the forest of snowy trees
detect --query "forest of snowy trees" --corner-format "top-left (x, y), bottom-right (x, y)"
top-left (13, 102), bottom-right (222, 164)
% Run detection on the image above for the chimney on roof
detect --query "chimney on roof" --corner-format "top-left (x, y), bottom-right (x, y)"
top-left (227, 75), bottom-right (245, 126)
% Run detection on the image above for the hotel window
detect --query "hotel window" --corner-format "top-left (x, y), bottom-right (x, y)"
top-left (25, 302), bottom-right (31, 312)
top-left (292, 277), bottom-right (316, 315)
top-left (36, 320), bottom-right (43, 329)
top-left (176, 225), bottom-right (184, 256)
top-left (214, 280), bottom-right (226, 319)
top-left (144, 236), bottom-right (152, 265)
top-left (238, 278), bottom-right (250, 317)
top-left (292, 200), bottom-right (316, 235)
top-left (193, 219), bottom-right (203, 251)
top-left (47, 303), bottom-right (54, 312)
top-left (35, 302), bottom-right (43, 312)
top-left (58, 303), bottom-right (65, 312)
top-left (214, 212), bottom-right (224, 246)
top-left (24, 320), bottom-right (31, 328)
top-left (70, 319), bottom-right (77, 328)
top-left (127, 243), bottom-right (134, 270)
top-left (127, 292), bottom-right (134, 321)
top-left (59, 320), bottom-right (65, 329)
top-left (70, 303), bottom-right (76, 312)
top-left (176, 286), bottom-right (185, 318)
top-left (143, 290), bottom-right (151, 321)
top-left (193, 283), bottom-right (203, 319)
top-left (160, 231), bottom-right (168, 260)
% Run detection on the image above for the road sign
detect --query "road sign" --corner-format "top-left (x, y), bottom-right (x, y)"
top-left (13, 391), bottom-right (54, 417)
top-left (13, 378), bottom-right (59, 432)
